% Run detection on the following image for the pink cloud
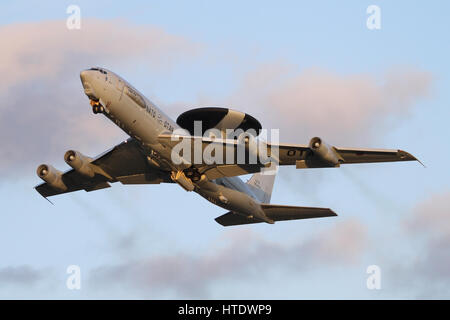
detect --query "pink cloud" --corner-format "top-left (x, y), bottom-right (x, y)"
top-left (226, 63), bottom-right (432, 145)
top-left (89, 219), bottom-right (367, 297)
top-left (0, 19), bottom-right (200, 92)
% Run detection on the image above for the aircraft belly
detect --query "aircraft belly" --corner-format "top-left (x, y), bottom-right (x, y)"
top-left (104, 96), bottom-right (179, 170)
top-left (196, 182), bottom-right (265, 219)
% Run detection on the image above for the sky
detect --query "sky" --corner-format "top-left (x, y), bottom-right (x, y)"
top-left (0, 1), bottom-right (449, 299)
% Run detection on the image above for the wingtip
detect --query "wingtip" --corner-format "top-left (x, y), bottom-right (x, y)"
top-left (214, 217), bottom-right (226, 227)
top-left (43, 196), bottom-right (54, 205)
top-left (398, 150), bottom-right (425, 168)
top-left (417, 159), bottom-right (426, 168)
top-left (34, 186), bottom-right (54, 205)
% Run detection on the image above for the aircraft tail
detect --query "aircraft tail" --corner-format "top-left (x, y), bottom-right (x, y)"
top-left (246, 171), bottom-right (276, 203)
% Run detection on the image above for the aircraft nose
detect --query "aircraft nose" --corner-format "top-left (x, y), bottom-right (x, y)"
top-left (80, 70), bottom-right (96, 99)
top-left (80, 70), bottom-right (90, 83)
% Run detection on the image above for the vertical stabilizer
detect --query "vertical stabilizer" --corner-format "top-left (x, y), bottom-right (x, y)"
top-left (246, 171), bottom-right (276, 203)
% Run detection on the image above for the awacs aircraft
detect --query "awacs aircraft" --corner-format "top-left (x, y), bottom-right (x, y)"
top-left (35, 67), bottom-right (419, 226)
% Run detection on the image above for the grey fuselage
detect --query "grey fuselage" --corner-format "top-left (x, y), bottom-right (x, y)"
top-left (80, 68), bottom-right (267, 221)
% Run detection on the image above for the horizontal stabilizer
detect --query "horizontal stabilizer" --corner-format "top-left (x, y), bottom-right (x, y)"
top-left (215, 204), bottom-right (337, 226)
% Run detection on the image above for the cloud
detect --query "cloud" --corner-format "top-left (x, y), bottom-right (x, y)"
top-left (389, 192), bottom-right (450, 298)
top-left (405, 192), bottom-right (450, 236)
top-left (225, 63), bottom-right (432, 145)
top-left (405, 192), bottom-right (450, 280)
top-left (0, 19), bottom-right (199, 93)
top-left (0, 19), bottom-right (199, 176)
top-left (0, 265), bottom-right (45, 286)
top-left (89, 219), bottom-right (367, 298)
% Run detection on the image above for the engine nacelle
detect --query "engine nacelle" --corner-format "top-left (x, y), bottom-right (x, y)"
top-left (309, 137), bottom-right (340, 166)
top-left (36, 164), bottom-right (67, 191)
top-left (64, 150), bottom-right (95, 178)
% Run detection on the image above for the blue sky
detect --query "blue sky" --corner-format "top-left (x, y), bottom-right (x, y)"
top-left (0, 1), bottom-right (449, 299)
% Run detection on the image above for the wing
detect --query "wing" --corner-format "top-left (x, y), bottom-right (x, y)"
top-left (158, 134), bottom-right (266, 179)
top-left (158, 134), bottom-right (419, 179)
top-left (275, 143), bottom-right (419, 168)
top-left (35, 138), bottom-right (173, 198)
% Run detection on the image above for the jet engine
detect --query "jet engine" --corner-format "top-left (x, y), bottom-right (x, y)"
top-left (309, 137), bottom-right (341, 167)
top-left (64, 150), bottom-right (95, 178)
top-left (36, 164), bottom-right (67, 191)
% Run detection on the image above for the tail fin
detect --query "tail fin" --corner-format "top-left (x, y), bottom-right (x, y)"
top-left (246, 171), bottom-right (276, 203)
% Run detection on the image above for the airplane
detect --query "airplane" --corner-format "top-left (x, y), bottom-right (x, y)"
top-left (35, 67), bottom-right (419, 226)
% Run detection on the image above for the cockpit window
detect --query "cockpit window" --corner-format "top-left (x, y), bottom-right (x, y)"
top-left (89, 67), bottom-right (107, 74)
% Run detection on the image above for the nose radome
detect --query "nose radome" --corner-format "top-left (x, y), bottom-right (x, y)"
top-left (80, 70), bottom-right (97, 100)
top-left (80, 70), bottom-right (91, 92)
top-left (80, 70), bottom-right (89, 82)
